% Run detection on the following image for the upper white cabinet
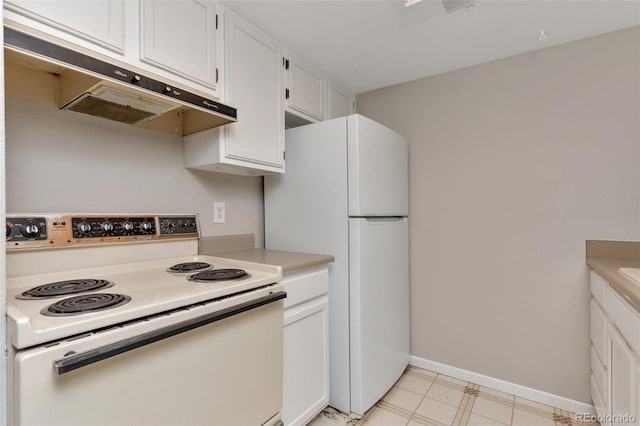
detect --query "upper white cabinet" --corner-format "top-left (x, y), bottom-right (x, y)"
top-left (4, 0), bottom-right (125, 53)
top-left (284, 53), bottom-right (326, 124)
top-left (4, 0), bottom-right (222, 99)
top-left (327, 83), bottom-right (355, 120)
top-left (140, 0), bottom-right (220, 94)
top-left (184, 8), bottom-right (285, 175)
top-left (4, 1), bottom-right (356, 175)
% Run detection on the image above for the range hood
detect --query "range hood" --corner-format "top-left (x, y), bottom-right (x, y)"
top-left (4, 27), bottom-right (237, 136)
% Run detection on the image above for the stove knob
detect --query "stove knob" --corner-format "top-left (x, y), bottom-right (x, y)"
top-left (76, 221), bottom-right (92, 235)
top-left (122, 220), bottom-right (134, 232)
top-left (140, 220), bottom-right (153, 233)
top-left (21, 223), bottom-right (40, 238)
top-left (100, 221), bottom-right (114, 233)
top-left (164, 221), bottom-right (176, 232)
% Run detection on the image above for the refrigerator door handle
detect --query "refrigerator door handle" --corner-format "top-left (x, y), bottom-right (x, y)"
top-left (363, 217), bottom-right (407, 225)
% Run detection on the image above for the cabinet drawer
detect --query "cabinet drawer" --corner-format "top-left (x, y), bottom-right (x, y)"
top-left (591, 298), bottom-right (609, 367)
top-left (281, 267), bottom-right (329, 309)
top-left (591, 271), bottom-right (608, 308)
top-left (591, 345), bottom-right (608, 404)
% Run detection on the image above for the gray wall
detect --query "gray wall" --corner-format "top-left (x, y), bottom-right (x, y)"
top-left (356, 26), bottom-right (640, 402)
top-left (5, 98), bottom-right (265, 246)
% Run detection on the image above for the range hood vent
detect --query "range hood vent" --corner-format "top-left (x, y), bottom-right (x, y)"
top-left (62, 85), bottom-right (172, 124)
top-left (4, 27), bottom-right (237, 136)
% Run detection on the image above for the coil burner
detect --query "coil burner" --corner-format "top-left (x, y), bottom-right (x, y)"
top-left (187, 269), bottom-right (249, 283)
top-left (42, 293), bottom-right (131, 316)
top-left (17, 279), bottom-right (114, 300)
top-left (167, 262), bottom-right (212, 273)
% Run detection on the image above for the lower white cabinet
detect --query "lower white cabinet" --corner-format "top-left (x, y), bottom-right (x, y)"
top-left (589, 271), bottom-right (640, 426)
top-left (610, 324), bottom-right (638, 425)
top-left (282, 266), bottom-right (329, 426)
top-left (591, 297), bottom-right (609, 419)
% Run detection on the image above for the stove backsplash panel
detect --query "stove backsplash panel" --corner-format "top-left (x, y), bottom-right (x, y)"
top-left (5, 98), bottom-right (264, 246)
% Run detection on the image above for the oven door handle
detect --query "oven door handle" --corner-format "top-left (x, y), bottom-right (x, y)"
top-left (52, 291), bottom-right (287, 376)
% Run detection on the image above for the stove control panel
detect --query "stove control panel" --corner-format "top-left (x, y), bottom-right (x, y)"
top-left (158, 216), bottom-right (199, 237)
top-left (6, 214), bottom-right (199, 250)
top-left (6, 217), bottom-right (48, 243)
top-left (71, 217), bottom-right (157, 239)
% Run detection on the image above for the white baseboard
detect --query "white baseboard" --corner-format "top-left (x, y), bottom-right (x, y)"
top-left (409, 355), bottom-right (595, 415)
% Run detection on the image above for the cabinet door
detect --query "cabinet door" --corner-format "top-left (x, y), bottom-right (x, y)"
top-left (4, 0), bottom-right (125, 52)
top-left (224, 12), bottom-right (285, 170)
top-left (327, 83), bottom-right (355, 119)
top-left (285, 54), bottom-right (325, 122)
top-left (283, 297), bottom-right (329, 426)
top-left (610, 324), bottom-right (639, 425)
top-left (140, 0), bottom-right (219, 92)
top-left (591, 345), bottom-right (609, 419)
top-left (591, 298), bottom-right (609, 368)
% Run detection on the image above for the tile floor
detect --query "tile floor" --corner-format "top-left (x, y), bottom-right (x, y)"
top-left (308, 366), bottom-right (598, 426)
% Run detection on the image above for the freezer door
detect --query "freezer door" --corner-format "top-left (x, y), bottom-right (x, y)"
top-left (349, 217), bottom-right (410, 417)
top-left (347, 115), bottom-right (409, 217)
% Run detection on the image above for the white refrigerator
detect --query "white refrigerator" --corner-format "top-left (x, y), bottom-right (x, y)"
top-left (264, 114), bottom-right (410, 418)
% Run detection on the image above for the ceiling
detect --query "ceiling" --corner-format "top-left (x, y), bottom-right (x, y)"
top-left (222, 0), bottom-right (640, 94)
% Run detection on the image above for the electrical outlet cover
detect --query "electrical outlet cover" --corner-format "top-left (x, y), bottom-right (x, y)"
top-left (214, 202), bottom-right (225, 223)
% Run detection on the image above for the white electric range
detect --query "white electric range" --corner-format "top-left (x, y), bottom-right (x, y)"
top-left (5, 214), bottom-right (285, 426)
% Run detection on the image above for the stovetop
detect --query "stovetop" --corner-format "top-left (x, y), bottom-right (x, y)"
top-left (6, 255), bottom-right (282, 349)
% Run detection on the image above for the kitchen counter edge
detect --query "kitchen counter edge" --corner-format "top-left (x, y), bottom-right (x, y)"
top-left (587, 257), bottom-right (640, 312)
top-left (205, 248), bottom-right (334, 274)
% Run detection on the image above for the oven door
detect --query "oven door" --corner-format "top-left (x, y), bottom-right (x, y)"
top-left (11, 285), bottom-right (285, 426)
